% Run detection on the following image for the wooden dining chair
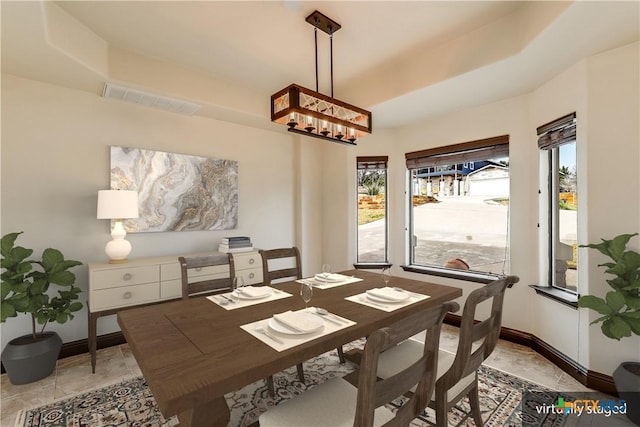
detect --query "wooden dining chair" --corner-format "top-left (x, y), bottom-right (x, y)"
top-left (259, 301), bottom-right (459, 427)
top-left (259, 247), bottom-right (302, 286)
top-left (179, 254), bottom-right (234, 299)
top-left (375, 275), bottom-right (519, 427)
top-left (257, 247), bottom-right (306, 395)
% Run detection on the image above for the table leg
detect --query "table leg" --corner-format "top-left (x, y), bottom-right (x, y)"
top-left (177, 396), bottom-right (230, 427)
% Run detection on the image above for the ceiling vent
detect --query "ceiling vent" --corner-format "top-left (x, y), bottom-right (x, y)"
top-left (102, 82), bottom-right (202, 116)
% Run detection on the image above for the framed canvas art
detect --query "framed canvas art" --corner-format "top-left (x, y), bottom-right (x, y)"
top-left (110, 146), bottom-right (238, 232)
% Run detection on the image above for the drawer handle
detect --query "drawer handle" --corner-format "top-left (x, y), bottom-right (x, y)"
top-left (249, 258), bottom-right (255, 264)
top-left (249, 272), bottom-right (255, 279)
top-left (123, 291), bottom-right (133, 299)
top-left (123, 273), bottom-right (133, 281)
top-left (195, 267), bottom-right (202, 272)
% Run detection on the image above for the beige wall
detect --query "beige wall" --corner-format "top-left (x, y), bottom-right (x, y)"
top-left (323, 42), bottom-right (639, 375)
top-left (0, 74), bottom-right (303, 347)
top-left (2, 41), bottom-right (638, 376)
top-left (584, 43), bottom-right (640, 372)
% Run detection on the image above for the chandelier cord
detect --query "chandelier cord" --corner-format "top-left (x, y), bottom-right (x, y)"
top-left (330, 32), bottom-right (334, 98)
top-left (314, 26), bottom-right (319, 93)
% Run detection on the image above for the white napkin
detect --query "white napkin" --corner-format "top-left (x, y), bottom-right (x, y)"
top-left (314, 273), bottom-right (344, 283)
top-left (238, 286), bottom-right (271, 298)
top-left (366, 287), bottom-right (408, 302)
top-left (273, 310), bottom-right (322, 333)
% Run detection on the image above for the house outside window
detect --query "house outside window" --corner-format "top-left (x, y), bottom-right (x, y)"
top-left (405, 136), bottom-right (510, 279)
top-left (356, 156), bottom-right (388, 265)
top-left (538, 113), bottom-right (578, 292)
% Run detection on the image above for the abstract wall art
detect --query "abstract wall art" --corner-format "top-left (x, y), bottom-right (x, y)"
top-left (110, 146), bottom-right (238, 232)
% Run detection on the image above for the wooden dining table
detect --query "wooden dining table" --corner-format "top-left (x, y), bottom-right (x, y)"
top-left (117, 269), bottom-right (462, 427)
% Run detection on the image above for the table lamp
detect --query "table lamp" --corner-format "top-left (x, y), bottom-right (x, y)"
top-left (97, 190), bottom-right (139, 263)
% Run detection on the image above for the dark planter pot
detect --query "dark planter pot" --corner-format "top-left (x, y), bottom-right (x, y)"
top-left (1, 331), bottom-right (62, 385)
top-left (613, 362), bottom-right (640, 425)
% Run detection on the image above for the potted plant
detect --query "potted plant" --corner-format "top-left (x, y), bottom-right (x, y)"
top-left (1, 232), bottom-right (83, 384)
top-left (578, 232), bottom-right (640, 424)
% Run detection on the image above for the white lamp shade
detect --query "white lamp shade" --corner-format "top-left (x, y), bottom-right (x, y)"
top-left (97, 190), bottom-right (139, 219)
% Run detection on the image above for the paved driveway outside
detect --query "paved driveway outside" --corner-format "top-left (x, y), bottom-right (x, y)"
top-left (358, 196), bottom-right (509, 274)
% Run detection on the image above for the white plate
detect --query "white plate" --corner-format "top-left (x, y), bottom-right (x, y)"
top-left (268, 313), bottom-right (324, 335)
top-left (314, 273), bottom-right (343, 283)
top-left (232, 288), bottom-right (272, 300)
top-left (366, 293), bottom-right (409, 304)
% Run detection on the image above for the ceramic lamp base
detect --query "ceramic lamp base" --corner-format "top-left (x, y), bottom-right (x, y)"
top-left (105, 220), bottom-right (132, 263)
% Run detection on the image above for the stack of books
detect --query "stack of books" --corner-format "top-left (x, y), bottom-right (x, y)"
top-left (218, 236), bottom-right (254, 253)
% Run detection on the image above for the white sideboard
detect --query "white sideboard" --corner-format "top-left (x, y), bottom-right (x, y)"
top-left (230, 250), bottom-right (263, 285)
top-left (87, 250), bottom-right (263, 373)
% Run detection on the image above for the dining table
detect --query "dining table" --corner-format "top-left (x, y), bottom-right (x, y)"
top-left (117, 269), bottom-right (462, 427)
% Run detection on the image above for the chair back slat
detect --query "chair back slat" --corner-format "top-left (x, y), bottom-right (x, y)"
top-left (354, 301), bottom-right (459, 427)
top-left (259, 247), bottom-right (302, 285)
top-left (437, 275), bottom-right (519, 393)
top-left (179, 254), bottom-right (233, 299)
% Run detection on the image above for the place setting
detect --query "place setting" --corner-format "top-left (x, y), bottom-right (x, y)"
top-left (208, 277), bottom-right (292, 310)
top-left (345, 267), bottom-right (430, 312)
top-left (296, 263), bottom-right (363, 289)
top-left (241, 280), bottom-right (356, 351)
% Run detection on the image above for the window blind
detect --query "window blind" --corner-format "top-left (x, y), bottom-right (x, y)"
top-left (357, 156), bottom-right (388, 170)
top-left (537, 113), bottom-right (576, 150)
top-left (405, 135), bottom-right (509, 169)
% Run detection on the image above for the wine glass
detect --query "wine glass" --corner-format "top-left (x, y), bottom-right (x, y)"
top-left (300, 282), bottom-right (313, 310)
top-left (321, 263), bottom-right (332, 279)
top-left (381, 267), bottom-right (391, 287)
top-left (231, 277), bottom-right (244, 299)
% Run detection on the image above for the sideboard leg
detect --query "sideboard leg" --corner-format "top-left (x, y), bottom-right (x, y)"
top-left (89, 311), bottom-right (98, 373)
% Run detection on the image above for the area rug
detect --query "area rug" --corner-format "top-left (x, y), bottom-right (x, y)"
top-left (15, 347), bottom-right (565, 427)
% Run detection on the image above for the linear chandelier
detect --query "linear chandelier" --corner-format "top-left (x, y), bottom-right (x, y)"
top-left (270, 11), bottom-right (372, 146)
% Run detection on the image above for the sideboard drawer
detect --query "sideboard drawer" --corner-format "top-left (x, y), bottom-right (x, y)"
top-left (160, 262), bottom-right (181, 281)
top-left (92, 265), bottom-right (159, 290)
top-left (90, 282), bottom-right (160, 311)
top-left (237, 268), bottom-right (262, 285)
top-left (233, 252), bottom-right (261, 270)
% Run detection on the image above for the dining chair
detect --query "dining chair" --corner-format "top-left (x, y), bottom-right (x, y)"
top-left (259, 247), bottom-right (302, 286)
top-left (258, 246), bottom-right (347, 396)
top-left (375, 275), bottom-right (519, 427)
top-left (259, 301), bottom-right (459, 427)
top-left (179, 254), bottom-right (234, 299)
top-left (258, 247), bottom-right (306, 395)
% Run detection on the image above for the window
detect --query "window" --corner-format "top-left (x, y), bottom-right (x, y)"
top-left (538, 113), bottom-right (578, 293)
top-left (356, 156), bottom-right (388, 265)
top-left (405, 136), bottom-right (510, 280)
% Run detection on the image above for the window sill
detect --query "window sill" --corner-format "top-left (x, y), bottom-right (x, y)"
top-left (353, 262), bottom-right (392, 270)
top-left (530, 285), bottom-right (578, 309)
top-left (400, 265), bottom-right (499, 284)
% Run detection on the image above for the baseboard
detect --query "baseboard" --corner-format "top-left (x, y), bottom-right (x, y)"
top-left (2, 322), bottom-right (618, 396)
top-left (443, 314), bottom-right (617, 396)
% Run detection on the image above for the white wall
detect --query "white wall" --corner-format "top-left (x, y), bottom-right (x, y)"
top-left (2, 41), bottom-right (638, 376)
top-left (583, 43), bottom-right (640, 372)
top-left (323, 42), bottom-right (639, 375)
top-left (529, 57), bottom-right (588, 364)
top-left (325, 95), bottom-right (537, 333)
top-left (0, 74), bottom-right (301, 348)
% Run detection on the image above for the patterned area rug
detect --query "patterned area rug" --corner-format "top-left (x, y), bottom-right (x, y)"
top-left (15, 346), bottom-right (565, 427)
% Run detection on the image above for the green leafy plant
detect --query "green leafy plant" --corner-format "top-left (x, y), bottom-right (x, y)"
top-left (364, 181), bottom-right (381, 196)
top-left (1, 232), bottom-right (83, 339)
top-left (578, 233), bottom-right (640, 340)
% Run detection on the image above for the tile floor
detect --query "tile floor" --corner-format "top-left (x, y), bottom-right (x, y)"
top-left (1, 325), bottom-right (635, 426)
